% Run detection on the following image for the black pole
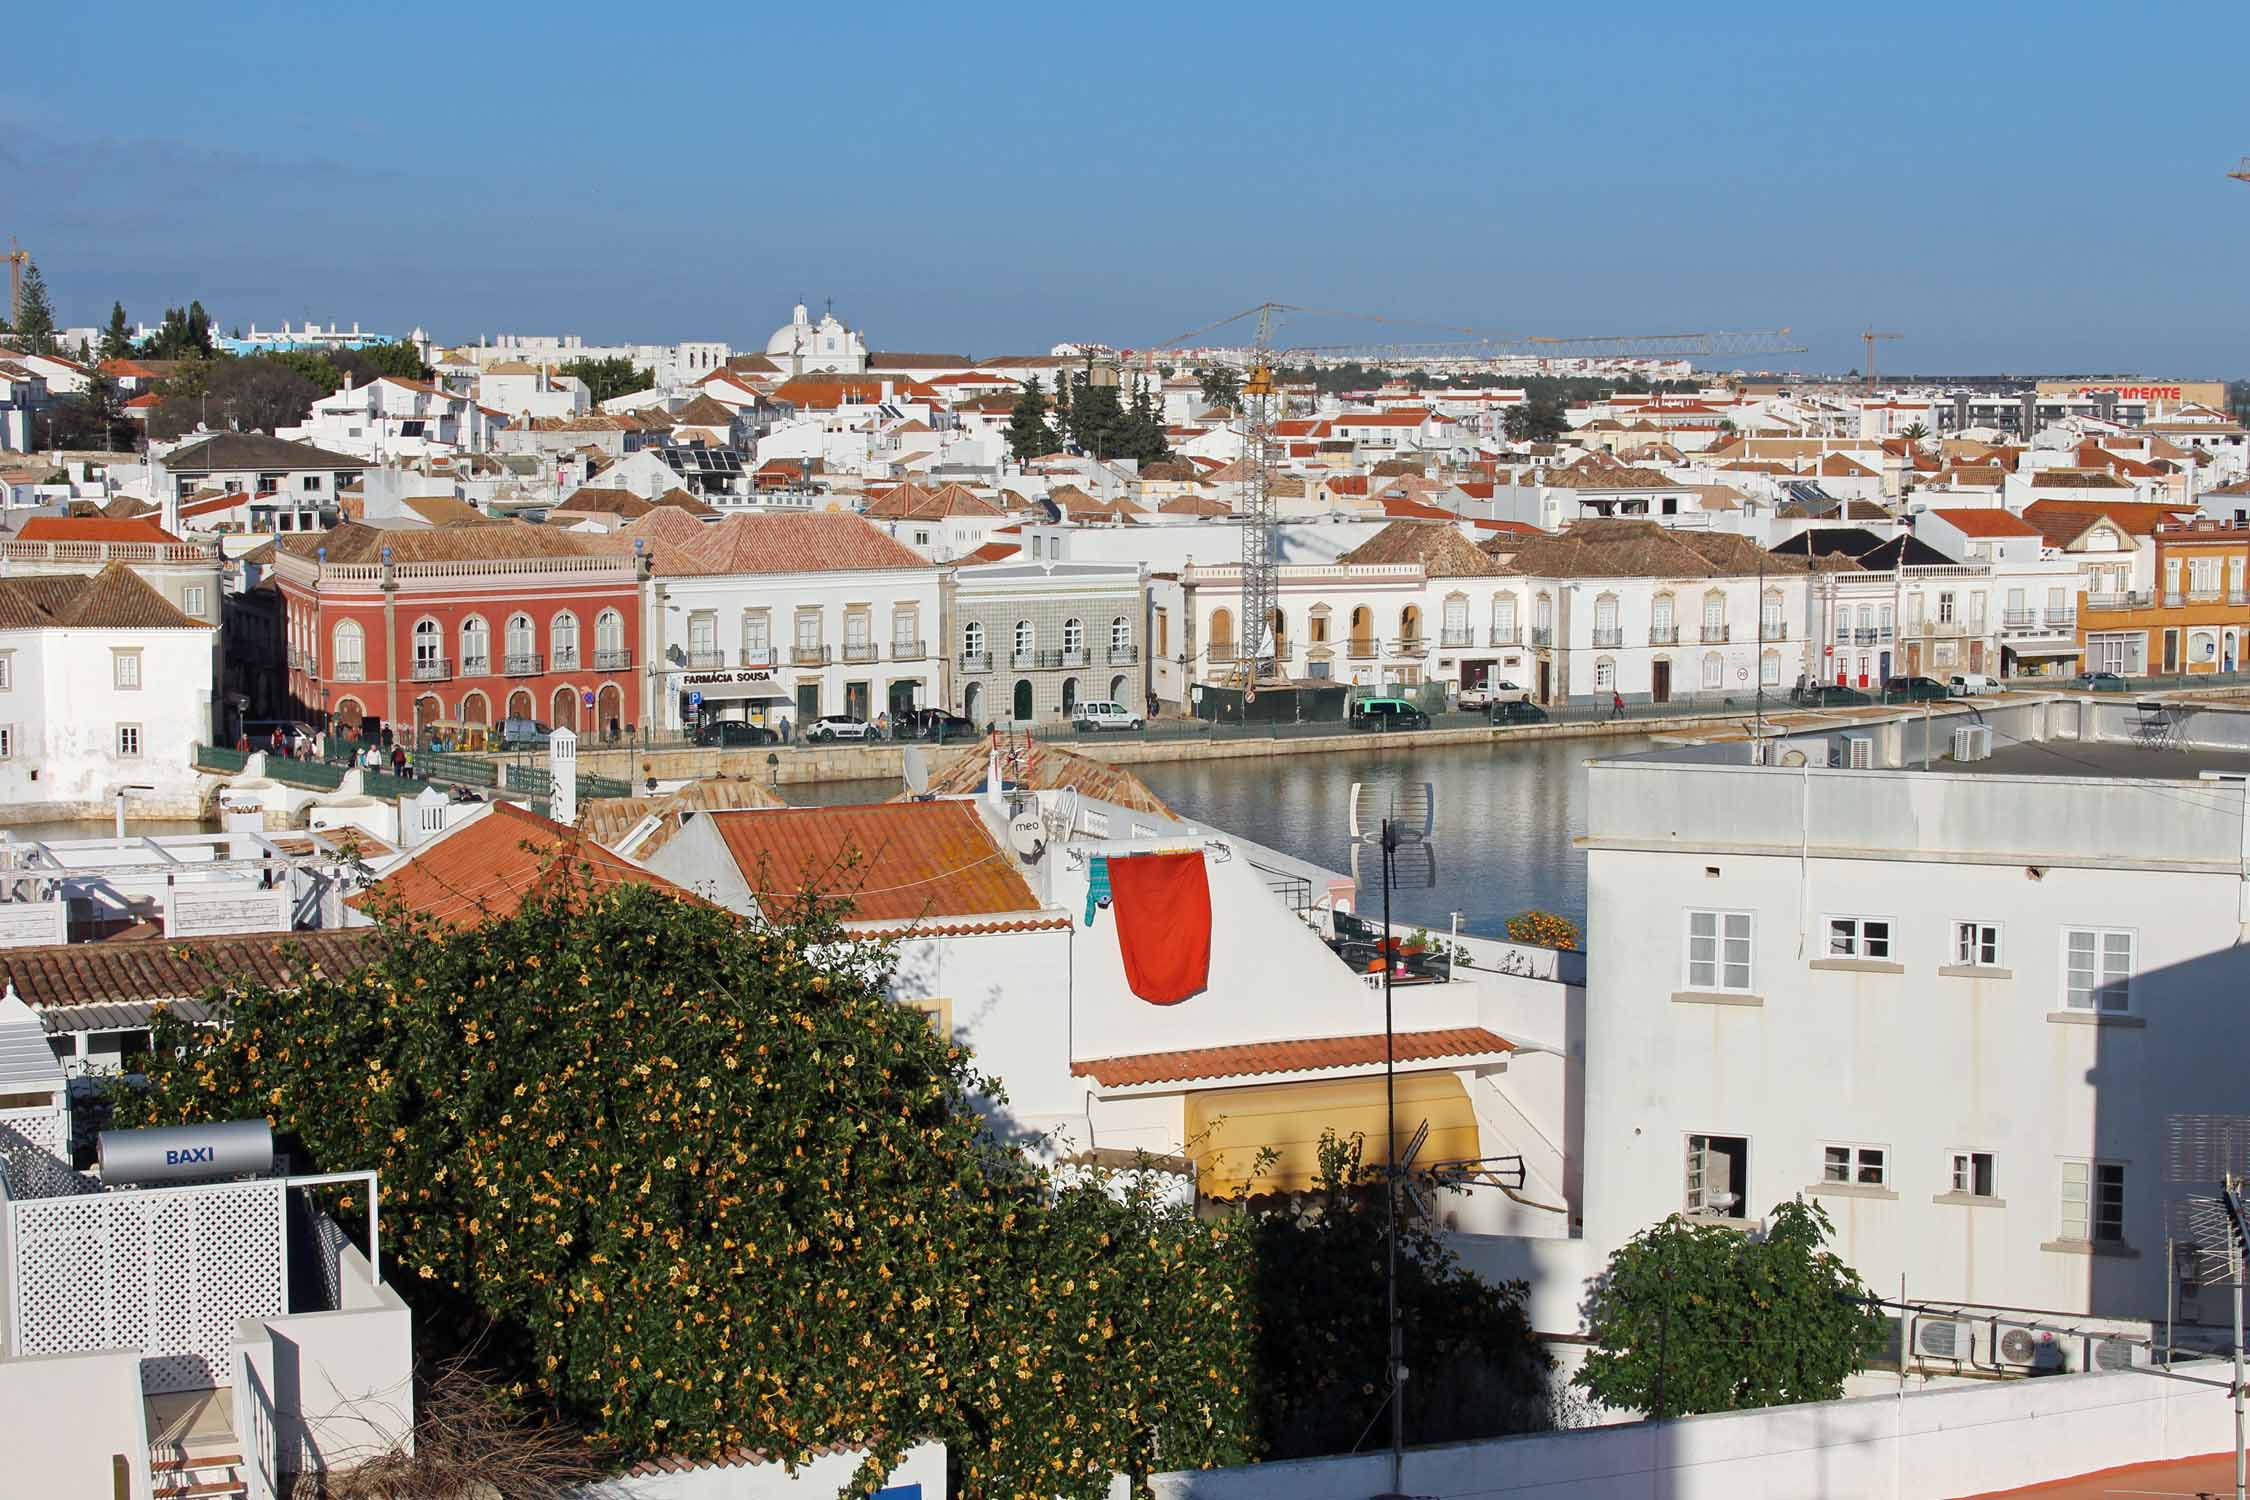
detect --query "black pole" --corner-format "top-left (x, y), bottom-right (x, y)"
top-left (1382, 815), bottom-right (1403, 1495)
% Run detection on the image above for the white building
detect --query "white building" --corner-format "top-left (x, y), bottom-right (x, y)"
top-left (619, 509), bottom-right (944, 731)
top-left (0, 563), bottom-right (217, 818)
top-left (763, 301), bottom-right (868, 376)
top-left (278, 374), bottom-right (502, 461)
top-left (1580, 695), bottom-right (2250, 1326)
top-left (476, 361), bottom-right (588, 422)
top-left (947, 558), bottom-right (1144, 724)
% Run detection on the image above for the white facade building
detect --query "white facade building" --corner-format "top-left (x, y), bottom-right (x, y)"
top-left (278, 375), bottom-right (501, 461)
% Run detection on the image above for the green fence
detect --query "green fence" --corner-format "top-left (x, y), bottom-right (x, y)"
top-left (362, 771), bottom-right (424, 800)
top-left (506, 764), bottom-right (552, 796)
top-left (268, 759), bottom-right (345, 791)
top-left (418, 752), bottom-right (498, 788)
top-left (194, 744), bottom-right (248, 774)
top-left (581, 771), bottom-right (632, 799)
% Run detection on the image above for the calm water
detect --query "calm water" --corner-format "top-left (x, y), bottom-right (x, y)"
top-left (1135, 735), bottom-right (1653, 938)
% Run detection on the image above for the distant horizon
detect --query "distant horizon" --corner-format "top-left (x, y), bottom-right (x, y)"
top-left (8, 2), bottom-right (2248, 378)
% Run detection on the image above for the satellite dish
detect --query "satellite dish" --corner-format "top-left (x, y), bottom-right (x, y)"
top-left (902, 744), bottom-right (930, 798)
top-left (1781, 749), bottom-right (1809, 767)
top-left (1008, 809), bottom-right (1046, 862)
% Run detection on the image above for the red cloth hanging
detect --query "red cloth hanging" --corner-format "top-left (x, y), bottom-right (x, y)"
top-left (1106, 850), bottom-right (1212, 1005)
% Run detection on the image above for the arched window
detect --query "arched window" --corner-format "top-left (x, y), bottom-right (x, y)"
top-left (505, 612), bottom-right (535, 668)
top-left (1209, 608), bottom-right (1235, 660)
top-left (331, 619), bottom-right (364, 681)
top-left (1594, 592), bottom-right (1620, 646)
top-left (595, 609), bottom-right (624, 663)
top-left (1110, 616), bottom-right (1131, 658)
top-left (412, 617), bottom-right (442, 676)
top-left (1349, 606), bottom-right (1372, 652)
top-left (551, 611), bottom-right (579, 669)
top-left (1652, 591), bottom-right (1676, 643)
top-left (964, 620), bottom-right (986, 659)
top-left (1493, 594), bottom-right (1517, 643)
top-left (1594, 657), bottom-right (1616, 690)
top-left (460, 615), bottom-right (491, 675)
top-left (1062, 617), bottom-right (1084, 662)
top-left (1013, 619), bottom-right (1035, 661)
top-left (1702, 590), bottom-right (1727, 642)
top-left (1400, 605), bottom-right (1422, 645)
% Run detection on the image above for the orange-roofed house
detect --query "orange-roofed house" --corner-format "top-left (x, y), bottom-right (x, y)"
top-left (0, 513), bottom-right (225, 629)
top-left (354, 800), bottom-right (692, 927)
top-left (2076, 518), bottom-right (2250, 677)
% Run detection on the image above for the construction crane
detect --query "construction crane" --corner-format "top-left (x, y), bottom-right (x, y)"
top-left (1860, 329), bottom-right (1902, 393)
top-left (1137, 303), bottom-right (1808, 688)
top-left (3, 238), bottom-right (27, 329)
top-left (2229, 155), bottom-right (2250, 184)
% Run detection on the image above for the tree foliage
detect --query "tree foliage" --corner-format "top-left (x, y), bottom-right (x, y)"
top-left (1576, 1200), bottom-right (1886, 1418)
top-left (12, 260), bottom-right (58, 355)
top-left (1197, 365), bottom-right (1240, 409)
top-left (1501, 397), bottom-right (1569, 444)
top-left (559, 355), bottom-right (655, 406)
top-left (115, 866), bottom-right (1552, 1495)
top-left (139, 302), bottom-right (216, 361)
top-left (50, 367), bottom-right (135, 452)
top-left (1004, 377), bottom-right (1057, 462)
top-left (1062, 372), bottom-right (1169, 465)
top-left (146, 356), bottom-right (323, 439)
top-left (100, 302), bottom-right (134, 362)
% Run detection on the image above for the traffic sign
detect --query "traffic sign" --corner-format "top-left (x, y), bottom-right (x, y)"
top-left (687, 691), bottom-right (704, 710)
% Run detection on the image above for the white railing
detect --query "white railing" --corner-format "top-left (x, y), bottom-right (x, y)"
top-left (234, 1336), bottom-right (280, 1500)
top-left (0, 540), bottom-right (217, 565)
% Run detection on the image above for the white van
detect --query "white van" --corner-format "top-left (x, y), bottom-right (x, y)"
top-left (1071, 701), bottom-right (1144, 733)
top-left (1947, 673), bottom-right (1998, 697)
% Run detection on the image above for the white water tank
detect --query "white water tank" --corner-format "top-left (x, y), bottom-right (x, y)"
top-left (98, 1120), bottom-right (274, 1187)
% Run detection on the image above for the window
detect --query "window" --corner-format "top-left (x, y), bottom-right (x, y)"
top-left (1685, 909), bottom-right (1753, 993)
top-left (1013, 619), bottom-right (1035, 655)
top-left (1938, 591), bottom-right (1955, 625)
top-left (1825, 916), bottom-right (1892, 960)
top-left (1685, 1133), bottom-right (1748, 1216)
top-left (113, 650), bottom-right (142, 690)
top-left (1822, 1144), bottom-right (1887, 1186)
top-left (551, 611), bottom-right (579, 666)
top-left (1651, 593), bottom-right (1673, 635)
top-left (1760, 651), bottom-right (1780, 687)
top-left (505, 613), bottom-right (535, 660)
top-left (116, 723), bottom-right (142, 758)
top-left (0, 653), bottom-right (11, 691)
top-left (1701, 652), bottom-right (1722, 690)
top-left (460, 616), bottom-right (491, 674)
top-left (1954, 921), bottom-right (2002, 968)
top-left (332, 620), bottom-right (364, 680)
top-left (595, 609), bottom-right (624, 655)
top-left (1111, 616), bottom-right (1131, 654)
top-left (1594, 657), bottom-right (1614, 689)
top-left (901, 996), bottom-right (953, 1041)
top-left (2062, 927), bottom-right (2134, 1011)
top-left (183, 585), bottom-right (207, 617)
top-left (300, 473), bottom-right (323, 490)
top-left (412, 617), bottom-right (442, 669)
top-left (2061, 1160), bottom-right (2126, 1244)
top-left (963, 621), bottom-right (985, 657)
top-left (1950, 1151), bottom-right (1996, 1198)
top-left (845, 610), bottom-right (871, 649)
top-left (794, 611), bottom-right (823, 651)
top-left (688, 612), bottom-right (718, 655)
top-left (1062, 617), bottom-right (1084, 655)
top-left (0, 725), bottom-right (12, 758)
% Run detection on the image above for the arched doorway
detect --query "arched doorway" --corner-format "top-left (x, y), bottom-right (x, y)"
top-left (1110, 674), bottom-right (1130, 704)
top-left (1012, 679), bottom-right (1034, 722)
top-left (506, 689), bottom-right (534, 723)
top-left (551, 687), bottom-right (579, 731)
top-left (1061, 677), bottom-right (1079, 716)
top-left (596, 684), bottom-right (624, 740)
top-left (1208, 607), bottom-right (1236, 663)
top-left (413, 695), bottom-right (442, 741)
top-left (460, 691), bottom-right (490, 726)
top-left (1349, 606), bottom-right (1373, 655)
top-left (963, 681), bottom-right (983, 725)
top-left (333, 697), bottom-right (364, 730)
top-left (1400, 605), bottom-right (1423, 647)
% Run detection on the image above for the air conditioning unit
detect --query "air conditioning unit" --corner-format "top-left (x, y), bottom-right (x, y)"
top-left (1951, 724), bottom-right (1993, 762)
top-left (1844, 734), bottom-right (1874, 770)
top-left (1993, 1325), bottom-right (2064, 1371)
top-left (2085, 1335), bottom-right (2149, 1372)
top-left (1912, 1317), bottom-right (1975, 1364)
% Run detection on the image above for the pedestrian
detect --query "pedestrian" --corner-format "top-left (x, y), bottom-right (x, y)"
top-left (780, 716), bottom-right (793, 745)
top-left (235, 730), bottom-right (250, 754)
top-left (1610, 689), bottom-right (1626, 721)
top-left (403, 748), bottom-right (416, 779)
top-left (391, 745), bottom-right (407, 777)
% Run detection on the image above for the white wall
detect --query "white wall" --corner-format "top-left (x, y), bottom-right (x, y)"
top-left (600, 1439), bottom-right (947, 1500)
top-left (0, 623), bottom-right (216, 816)
top-left (265, 1246), bottom-right (416, 1474)
top-left (0, 1346), bottom-right (151, 1498)
top-left (1143, 1362), bottom-right (2234, 1500)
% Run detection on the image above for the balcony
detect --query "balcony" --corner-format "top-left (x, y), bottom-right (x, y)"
top-left (1109, 644), bottom-right (1139, 664)
top-left (1700, 625), bottom-right (1730, 644)
top-left (594, 648), bottom-right (633, 671)
top-left (460, 656), bottom-right (491, 678)
top-left (1060, 648), bottom-right (1090, 668)
top-left (1648, 626), bottom-right (1678, 646)
top-left (1440, 629), bottom-right (1475, 649)
top-left (959, 650), bottom-right (992, 673)
top-left (1530, 626), bottom-right (1554, 647)
top-left (1392, 636), bottom-right (1428, 656)
top-left (841, 641), bottom-right (879, 664)
top-left (739, 645), bottom-right (776, 668)
top-left (1347, 639), bottom-right (1380, 659)
top-left (2233, 591), bottom-right (2249, 607)
top-left (409, 656), bottom-right (452, 683)
top-left (791, 644), bottom-right (832, 667)
top-left (1489, 627), bottom-right (1521, 647)
top-left (2002, 609), bottom-right (2037, 629)
top-left (2045, 609), bottom-right (2076, 630)
top-left (1759, 623), bottom-right (1788, 643)
top-left (2188, 587), bottom-right (2224, 604)
top-left (330, 661), bottom-right (364, 682)
top-left (2165, 592), bottom-right (2184, 609)
top-left (1591, 627), bottom-right (1624, 648)
top-left (503, 652), bottom-right (544, 676)
top-left (2083, 591), bottom-right (2151, 611)
top-left (1208, 643), bottom-right (1238, 664)
top-left (891, 639), bottom-right (928, 661)
top-left (682, 649), bottom-right (725, 671)
top-left (551, 649), bottom-right (579, 672)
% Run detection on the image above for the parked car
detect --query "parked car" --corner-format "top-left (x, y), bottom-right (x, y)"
top-left (898, 707), bottom-right (977, 741)
top-left (1457, 678), bottom-right (1523, 711)
top-left (1490, 699), bottom-right (1550, 725)
top-left (805, 714), bottom-right (877, 743)
top-left (1790, 683), bottom-right (1872, 709)
top-left (1881, 676), bottom-right (1950, 703)
top-left (1351, 697), bottom-right (1430, 732)
top-left (499, 717), bottom-right (553, 747)
top-left (1947, 673), bottom-right (1999, 697)
top-left (2076, 670), bottom-right (2130, 693)
top-left (693, 719), bottom-right (778, 748)
top-left (1071, 700), bottom-right (1145, 733)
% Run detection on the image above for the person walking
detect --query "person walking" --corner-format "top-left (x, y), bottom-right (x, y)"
top-left (1610, 689), bottom-right (1627, 721)
top-left (391, 745), bottom-right (407, 778)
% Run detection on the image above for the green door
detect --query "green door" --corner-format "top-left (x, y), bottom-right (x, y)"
top-left (1013, 679), bottom-right (1034, 721)
top-left (796, 683), bottom-right (820, 721)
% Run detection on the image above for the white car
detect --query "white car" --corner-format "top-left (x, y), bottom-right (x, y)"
top-left (805, 714), bottom-right (877, 743)
top-left (1071, 700), bottom-right (1144, 733)
top-left (1456, 678), bottom-right (1523, 711)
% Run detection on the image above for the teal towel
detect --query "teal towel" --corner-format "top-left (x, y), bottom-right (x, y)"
top-left (1085, 855), bottom-right (1111, 926)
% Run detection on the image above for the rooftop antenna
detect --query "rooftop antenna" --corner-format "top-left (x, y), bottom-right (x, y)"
top-left (1347, 779), bottom-right (1436, 1499)
top-left (2177, 1177), bottom-right (2250, 1500)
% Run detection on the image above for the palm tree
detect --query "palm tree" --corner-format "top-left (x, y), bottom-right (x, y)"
top-left (1899, 421), bottom-right (1930, 443)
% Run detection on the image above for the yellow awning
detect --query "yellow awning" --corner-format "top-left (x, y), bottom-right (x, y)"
top-left (1186, 1072), bottom-right (1479, 1199)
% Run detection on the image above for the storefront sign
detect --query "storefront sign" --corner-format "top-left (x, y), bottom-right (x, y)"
top-left (678, 668), bottom-right (787, 702)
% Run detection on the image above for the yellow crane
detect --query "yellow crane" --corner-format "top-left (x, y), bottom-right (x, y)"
top-left (1860, 329), bottom-right (1902, 393)
top-left (2229, 155), bottom-right (2250, 184)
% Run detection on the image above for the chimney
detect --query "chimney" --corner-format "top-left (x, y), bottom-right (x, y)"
top-left (881, 379), bottom-right (895, 405)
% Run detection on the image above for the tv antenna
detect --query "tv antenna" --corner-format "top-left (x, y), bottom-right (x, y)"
top-left (1347, 779), bottom-right (1436, 1498)
top-left (2176, 1178), bottom-right (2250, 1500)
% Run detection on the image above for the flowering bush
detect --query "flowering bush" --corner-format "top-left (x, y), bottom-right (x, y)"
top-left (1505, 909), bottom-right (1581, 951)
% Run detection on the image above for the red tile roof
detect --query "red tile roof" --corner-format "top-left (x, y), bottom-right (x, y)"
top-left (0, 930), bottom-right (375, 1017)
top-left (359, 802), bottom-right (691, 927)
top-left (1926, 508), bottom-right (2040, 538)
top-left (615, 511), bottom-right (931, 575)
top-left (704, 801), bottom-right (1042, 924)
top-left (1071, 1027), bottom-right (1514, 1088)
top-left (962, 540), bottom-right (1021, 563)
top-left (14, 515), bottom-right (183, 544)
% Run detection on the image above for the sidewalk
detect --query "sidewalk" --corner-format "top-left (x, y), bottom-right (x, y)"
top-left (1955, 1450), bottom-right (2235, 1499)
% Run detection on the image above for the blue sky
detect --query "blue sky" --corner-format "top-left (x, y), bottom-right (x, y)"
top-left (6, 1), bottom-right (2246, 375)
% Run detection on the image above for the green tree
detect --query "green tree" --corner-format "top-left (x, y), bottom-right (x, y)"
top-left (1004, 376), bottom-right (1058, 462)
top-left (1502, 396), bottom-right (1569, 444)
top-left (145, 355), bottom-right (321, 438)
top-left (139, 303), bottom-right (215, 360)
top-left (1066, 373), bottom-right (1127, 458)
top-left (63, 366), bottom-right (134, 451)
top-left (1198, 364), bottom-right (1241, 410)
top-left (99, 302), bottom-right (133, 362)
top-left (1576, 1199), bottom-right (1886, 1418)
top-left (558, 355), bottom-right (655, 405)
top-left (336, 340), bottom-right (433, 383)
top-left (1899, 421), bottom-right (1929, 443)
top-left (1122, 376), bottom-right (1172, 465)
top-left (12, 260), bottom-right (58, 356)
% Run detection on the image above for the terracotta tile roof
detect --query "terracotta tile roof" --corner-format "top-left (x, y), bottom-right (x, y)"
top-left (1158, 494), bottom-right (1233, 516)
top-left (904, 742), bottom-right (1177, 817)
top-left (1337, 409), bottom-right (1432, 427)
top-left (863, 481), bottom-right (1004, 520)
top-left (160, 432), bottom-right (366, 472)
top-left (14, 516), bottom-right (181, 544)
top-left (0, 562), bottom-right (211, 630)
top-left (703, 801), bottom-right (1042, 924)
top-left (962, 540), bottom-right (1021, 563)
top-left (867, 351), bottom-right (971, 370)
top-left (579, 776), bottom-right (787, 858)
top-left (1927, 507), bottom-right (2040, 538)
top-left (554, 486), bottom-right (655, 518)
top-left (2020, 499), bottom-right (2192, 545)
top-left (857, 915), bottom-right (1076, 940)
top-left (400, 496), bottom-right (500, 528)
top-left (359, 802), bottom-right (691, 928)
top-left (771, 375), bottom-right (943, 408)
top-left (1340, 520), bottom-right (1501, 576)
top-left (1071, 1026), bottom-right (1514, 1088)
top-left (281, 519), bottom-right (622, 566)
top-left (2027, 467), bottom-right (2134, 490)
top-left (649, 487), bottom-right (717, 516)
top-left (613, 511), bottom-right (931, 576)
top-left (0, 930), bottom-right (376, 1021)
top-left (669, 394), bottom-right (738, 427)
top-left (1543, 464), bottom-right (1679, 490)
top-left (1486, 519), bottom-right (1843, 579)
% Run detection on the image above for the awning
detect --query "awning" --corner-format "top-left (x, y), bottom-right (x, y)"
top-left (1186, 1071), bottom-right (1480, 1198)
top-left (675, 669), bottom-right (793, 704)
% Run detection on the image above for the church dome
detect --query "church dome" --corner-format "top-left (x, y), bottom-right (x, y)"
top-left (764, 302), bottom-right (813, 358)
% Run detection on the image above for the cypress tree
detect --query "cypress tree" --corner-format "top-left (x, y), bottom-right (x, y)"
top-left (1005, 377), bottom-right (1056, 462)
top-left (12, 261), bottom-right (57, 356)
